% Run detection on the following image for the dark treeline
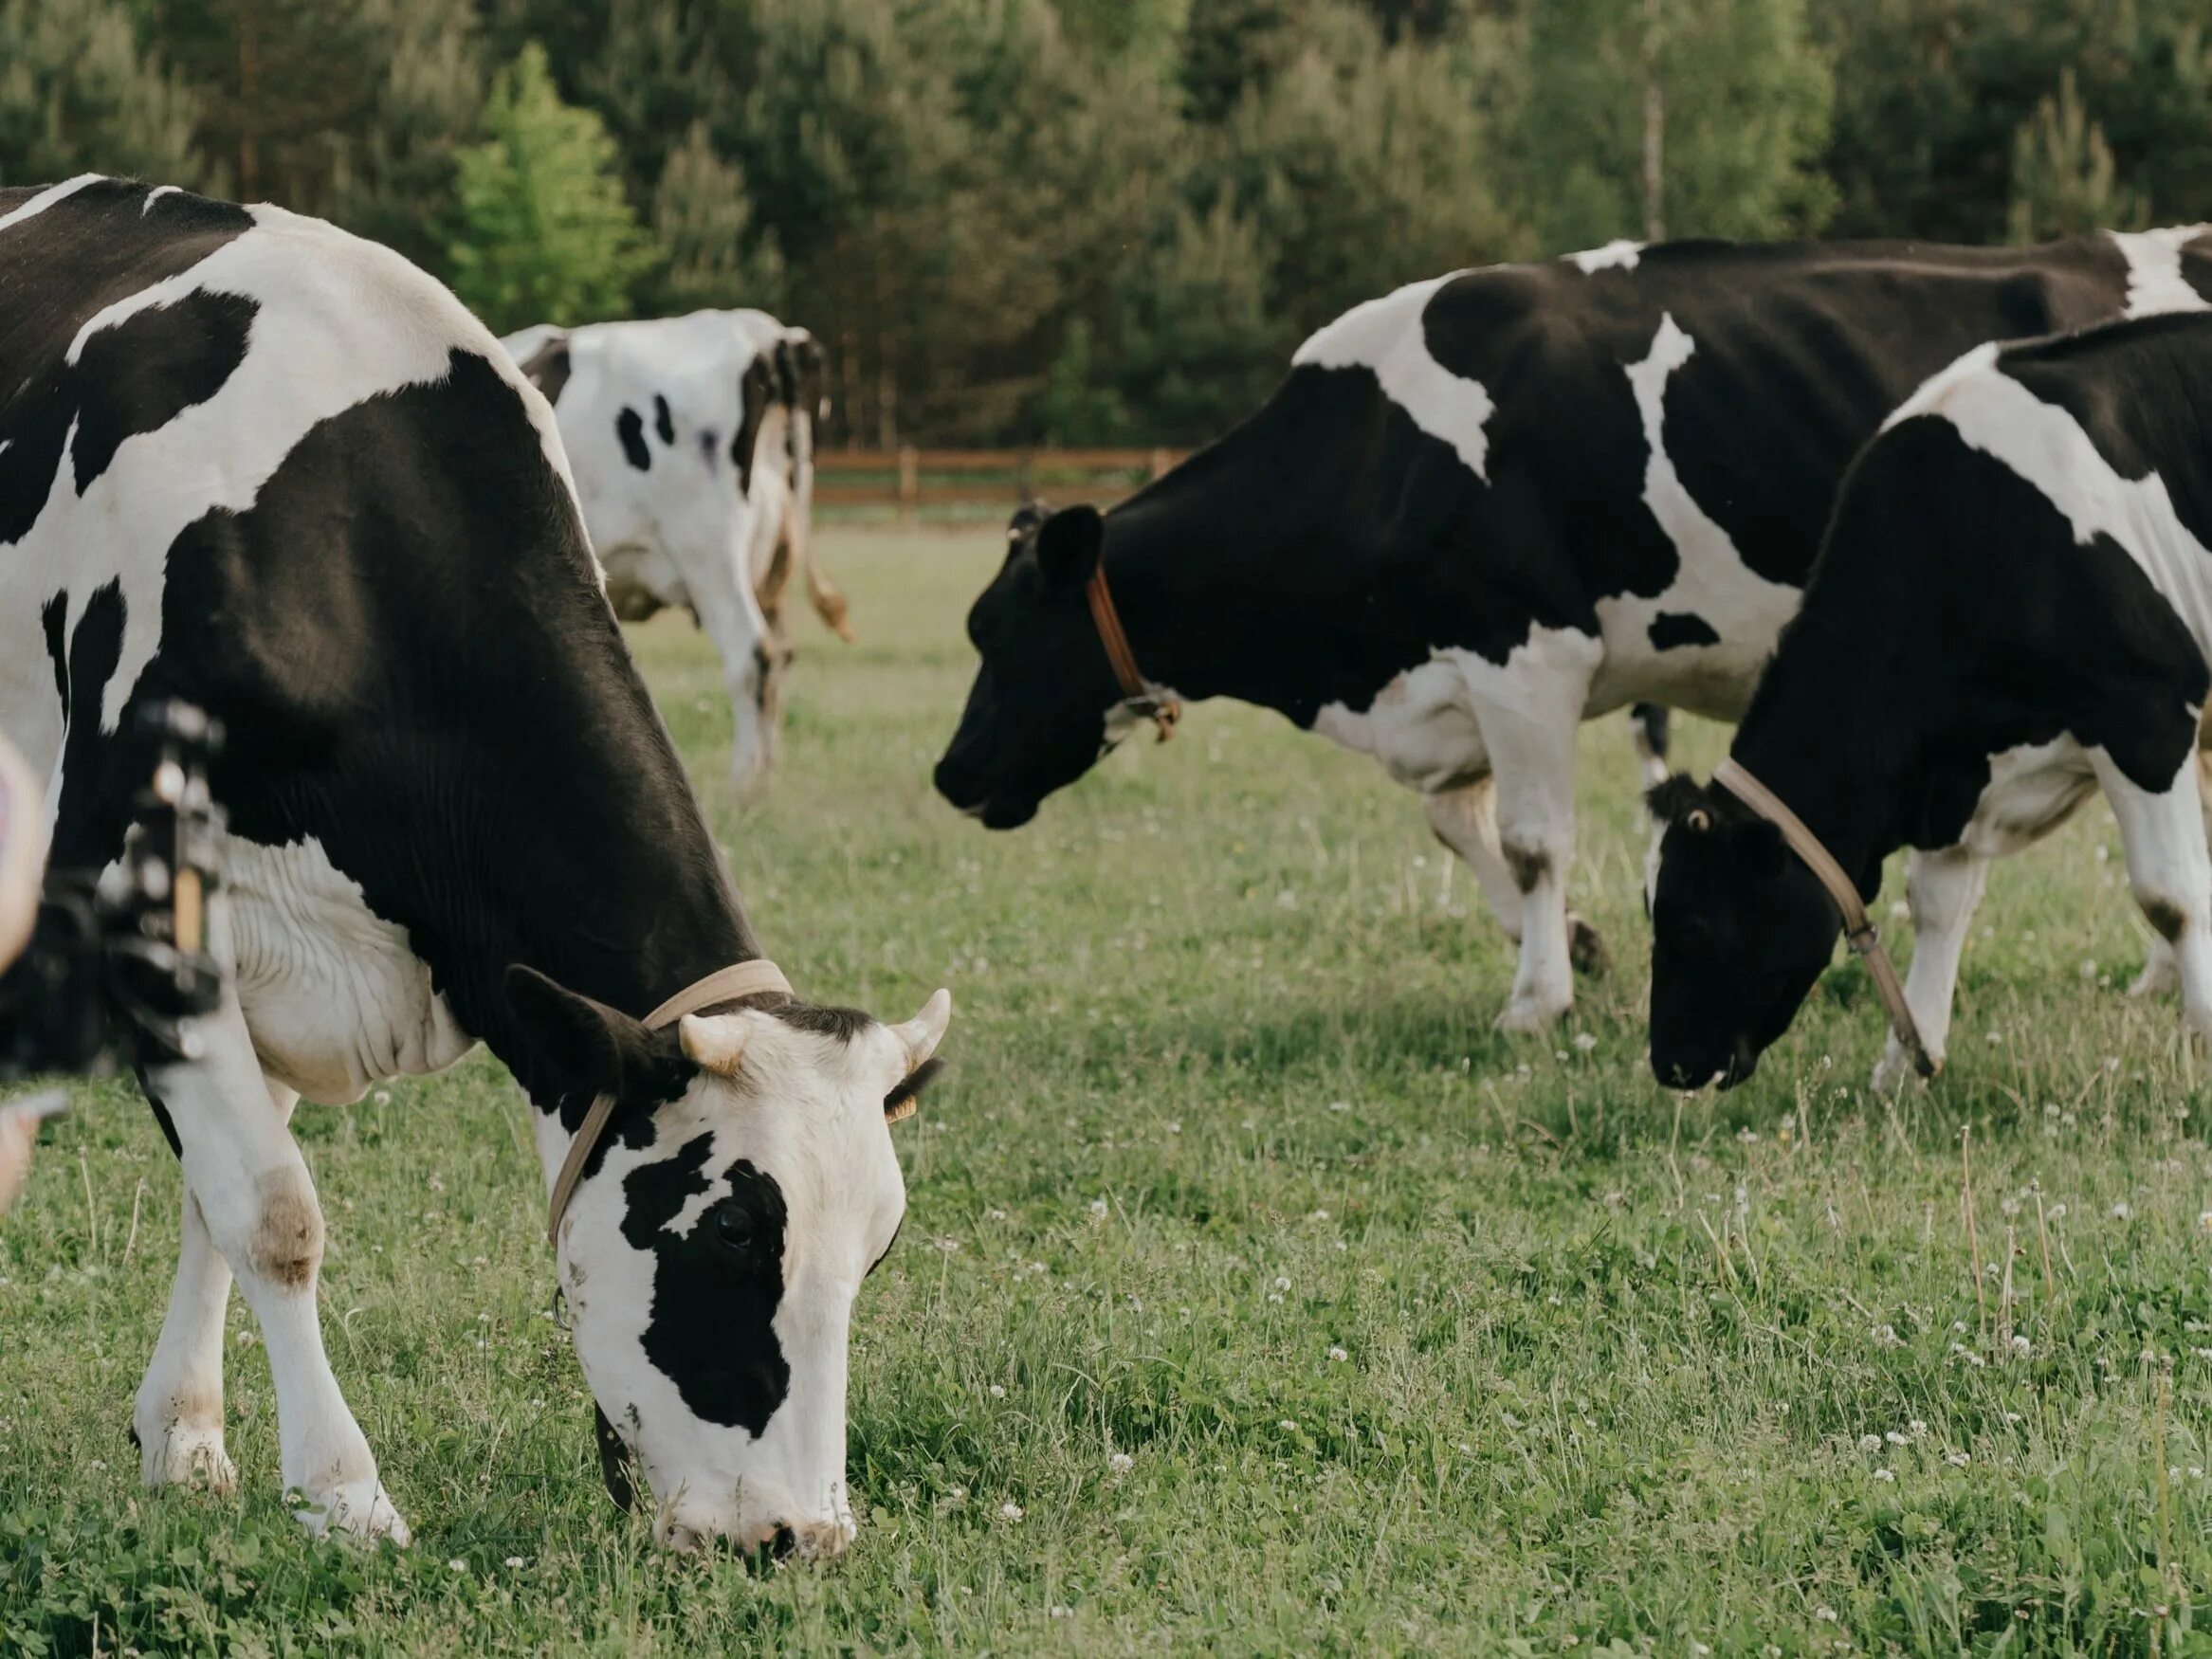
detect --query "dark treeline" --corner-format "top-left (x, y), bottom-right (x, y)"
top-left (8, 0), bottom-right (2209, 446)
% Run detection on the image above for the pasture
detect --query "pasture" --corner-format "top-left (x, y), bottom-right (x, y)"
top-left (4, 525), bottom-right (2210, 1655)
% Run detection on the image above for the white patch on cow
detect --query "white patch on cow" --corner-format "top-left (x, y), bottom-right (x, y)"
top-left (1589, 315), bottom-right (1803, 715)
top-left (549, 1009), bottom-right (916, 1555)
top-left (4, 196), bottom-right (576, 759)
top-left (1566, 239), bottom-right (1644, 274)
top-left (1890, 345), bottom-right (2212, 652)
top-left (141, 185), bottom-right (181, 217)
top-left (2108, 225), bottom-right (2212, 319)
top-left (1293, 273), bottom-right (1494, 480)
top-left (501, 310), bottom-right (785, 795)
top-left (0, 173), bottom-right (101, 237)
top-left (222, 834), bottom-right (471, 1104)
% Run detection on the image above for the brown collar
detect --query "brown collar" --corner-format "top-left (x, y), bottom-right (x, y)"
top-left (1712, 758), bottom-right (1936, 1080)
top-left (1085, 561), bottom-right (1179, 742)
top-left (545, 959), bottom-right (794, 1246)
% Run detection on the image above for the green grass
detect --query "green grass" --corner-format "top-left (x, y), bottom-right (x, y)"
top-left (7, 526), bottom-right (2212, 1655)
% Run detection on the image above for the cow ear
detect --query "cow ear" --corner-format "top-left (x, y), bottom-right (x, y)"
top-left (1034, 505), bottom-right (1103, 591)
top-left (1646, 773), bottom-right (1712, 831)
top-left (516, 335), bottom-right (572, 404)
top-left (503, 965), bottom-right (694, 1101)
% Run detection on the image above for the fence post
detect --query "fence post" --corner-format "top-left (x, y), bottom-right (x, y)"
top-left (1149, 447), bottom-right (1172, 481)
top-left (897, 445), bottom-right (920, 524)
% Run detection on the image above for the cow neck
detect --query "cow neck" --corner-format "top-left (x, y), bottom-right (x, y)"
top-left (1726, 604), bottom-right (1928, 902)
top-left (1096, 431), bottom-right (1350, 720)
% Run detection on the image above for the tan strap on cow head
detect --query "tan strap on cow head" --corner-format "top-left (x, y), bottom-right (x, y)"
top-left (545, 959), bottom-right (794, 1247)
top-left (1712, 759), bottom-right (1936, 1081)
top-left (1084, 562), bottom-right (1179, 742)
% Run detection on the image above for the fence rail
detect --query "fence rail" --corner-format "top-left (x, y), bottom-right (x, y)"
top-left (814, 447), bottom-right (1188, 520)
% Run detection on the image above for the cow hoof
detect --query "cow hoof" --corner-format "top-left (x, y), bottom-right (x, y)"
top-left (2129, 953), bottom-right (2178, 998)
top-left (1494, 993), bottom-right (1569, 1034)
top-left (141, 1425), bottom-right (238, 1495)
top-left (293, 1478), bottom-right (411, 1547)
top-left (1567, 915), bottom-right (1610, 978)
top-left (1869, 1045), bottom-right (1939, 1095)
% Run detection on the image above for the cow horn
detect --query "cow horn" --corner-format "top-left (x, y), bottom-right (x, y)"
top-left (678, 1012), bottom-right (748, 1076)
top-left (889, 989), bottom-right (953, 1074)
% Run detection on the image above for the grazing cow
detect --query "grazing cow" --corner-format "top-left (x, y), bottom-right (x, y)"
top-left (2, 177), bottom-right (949, 1553)
top-left (1647, 309), bottom-right (2212, 1089)
top-left (935, 229), bottom-right (2212, 1030)
top-left (503, 311), bottom-right (850, 801)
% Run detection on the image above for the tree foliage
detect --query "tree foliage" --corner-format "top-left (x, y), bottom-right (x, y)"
top-left (5, 0), bottom-right (2208, 442)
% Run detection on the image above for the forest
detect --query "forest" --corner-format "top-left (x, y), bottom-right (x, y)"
top-left (8, 0), bottom-right (2209, 446)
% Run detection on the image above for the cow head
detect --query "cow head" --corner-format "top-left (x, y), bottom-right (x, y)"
top-left (1645, 775), bottom-right (1838, 1089)
top-left (505, 967), bottom-right (951, 1556)
top-left (934, 502), bottom-right (1133, 828)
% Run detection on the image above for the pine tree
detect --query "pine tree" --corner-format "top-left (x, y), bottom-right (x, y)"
top-left (643, 120), bottom-right (783, 315)
top-left (2007, 68), bottom-right (2143, 242)
top-left (446, 43), bottom-right (651, 333)
top-left (0, 0), bottom-right (207, 187)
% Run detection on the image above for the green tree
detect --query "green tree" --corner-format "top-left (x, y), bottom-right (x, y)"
top-left (1113, 194), bottom-right (1284, 443)
top-left (642, 119), bottom-right (784, 315)
top-left (446, 43), bottom-right (650, 333)
top-left (324, 0), bottom-right (485, 272)
top-left (1515, 0), bottom-right (1834, 250)
top-left (2008, 67), bottom-right (2144, 241)
top-left (0, 0), bottom-right (207, 187)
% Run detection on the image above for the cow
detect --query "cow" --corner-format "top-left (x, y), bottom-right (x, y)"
top-left (934, 228), bottom-right (2212, 1031)
top-left (1647, 308), bottom-right (2212, 1090)
top-left (2, 177), bottom-right (950, 1555)
top-left (503, 311), bottom-right (850, 802)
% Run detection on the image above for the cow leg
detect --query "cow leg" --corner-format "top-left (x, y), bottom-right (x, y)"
top-left (1629, 703), bottom-right (1671, 792)
top-left (1463, 632), bottom-right (1603, 1031)
top-left (141, 990), bottom-right (408, 1543)
top-left (134, 1075), bottom-right (301, 1493)
top-left (1871, 847), bottom-right (1989, 1091)
top-left (2096, 749), bottom-right (2212, 1042)
top-left (1424, 778), bottom-right (1524, 944)
top-left (2129, 751), bottom-right (2212, 997)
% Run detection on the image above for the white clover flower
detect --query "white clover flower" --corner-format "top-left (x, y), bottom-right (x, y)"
top-left (448, 1558), bottom-right (467, 1573)
top-left (1108, 1451), bottom-right (1134, 1474)
top-left (1327, 1100), bottom-right (1350, 1113)
top-left (999, 1502), bottom-right (1024, 1522)
top-left (2111, 1201), bottom-right (2131, 1220)
top-left (1274, 1276), bottom-right (1291, 1292)
top-left (2012, 1336), bottom-right (2032, 1356)
top-left (1088, 1197), bottom-right (1109, 1217)
top-left (1858, 1434), bottom-right (1883, 1452)
top-left (1945, 1451), bottom-right (1969, 1468)
top-left (1328, 1346), bottom-right (1349, 1362)
top-left (1872, 1324), bottom-right (1902, 1348)
top-left (1573, 1032), bottom-right (1598, 1052)
top-left (1884, 1431), bottom-right (1909, 1447)
top-left (1873, 1468), bottom-right (1895, 1483)
top-left (989, 1384), bottom-right (1005, 1399)
top-left (1908, 1420), bottom-right (1927, 1438)
top-left (1815, 1607), bottom-right (1837, 1622)
top-left (505, 1556), bottom-right (526, 1569)
top-left (1279, 1419), bottom-right (1299, 1431)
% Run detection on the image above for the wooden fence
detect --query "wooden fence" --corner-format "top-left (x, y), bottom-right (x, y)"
top-left (814, 447), bottom-right (1188, 520)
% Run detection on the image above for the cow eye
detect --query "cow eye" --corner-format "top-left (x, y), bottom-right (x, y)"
top-left (714, 1206), bottom-right (755, 1251)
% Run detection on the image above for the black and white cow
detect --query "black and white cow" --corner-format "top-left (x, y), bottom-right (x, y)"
top-left (2, 178), bottom-right (949, 1554)
top-left (503, 311), bottom-right (850, 801)
top-left (1649, 308), bottom-right (2212, 1089)
top-left (935, 229), bottom-right (2212, 1030)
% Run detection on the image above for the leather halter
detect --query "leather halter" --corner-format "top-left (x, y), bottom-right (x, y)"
top-left (1085, 562), bottom-right (1179, 742)
top-left (1712, 758), bottom-right (1936, 1080)
top-left (545, 959), bottom-right (794, 1246)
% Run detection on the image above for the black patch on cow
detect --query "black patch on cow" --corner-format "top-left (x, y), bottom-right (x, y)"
top-left (1631, 702), bottom-right (1670, 762)
top-left (594, 1404), bottom-right (635, 1510)
top-left (766, 1001), bottom-right (873, 1041)
top-left (1648, 611), bottom-right (1721, 650)
top-left (517, 336), bottom-right (572, 406)
top-left (1503, 843), bottom-right (1550, 893)
top-left (2144, 896), bottom-right (2187, 942)
top-left (732, 356), bottom-right (777, 495)
top-left (623, 1136), bottom-right (791, 1435)
top-left (0, 180), bottom-right (254, 548)
top-left (59, 583), bottom-right (127, 825)
top-left (652, 394), bottom-right (674, 447)
top-left (615, 406), bottom-right (650, 471)
top-left (72, 289), bottom-right (257, 493)
top-left (40, 592), bottom-right (68, 718)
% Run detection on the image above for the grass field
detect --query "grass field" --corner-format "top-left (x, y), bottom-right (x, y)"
top-left (6, 526), bottom-right (2212, 1655)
